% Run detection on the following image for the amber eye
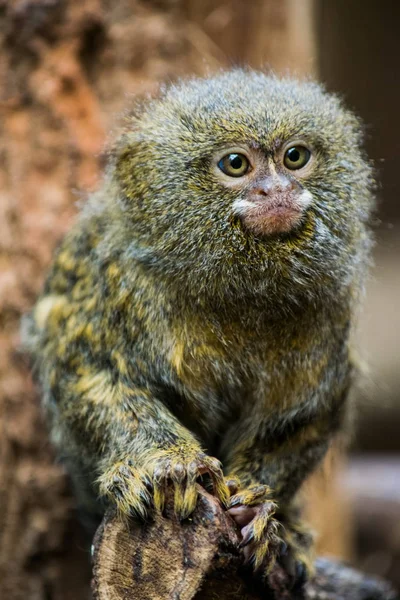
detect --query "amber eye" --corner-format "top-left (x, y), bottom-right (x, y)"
top-left (283, 146), bottom-right (311, 170)
top-left (218, 153), bottom-right (250, 177)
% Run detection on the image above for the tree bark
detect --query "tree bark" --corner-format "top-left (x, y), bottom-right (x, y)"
top-left (92, 490), bottom-right (397, 600)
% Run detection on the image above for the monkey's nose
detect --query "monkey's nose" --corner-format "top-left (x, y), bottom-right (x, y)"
top-left (254, 176), bottom-right (299, 198)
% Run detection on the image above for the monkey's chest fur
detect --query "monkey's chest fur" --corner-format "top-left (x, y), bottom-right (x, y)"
top-left (161, 312), bottom-right (350, 452)
top-left (34, 227), bottom-right (351, 461)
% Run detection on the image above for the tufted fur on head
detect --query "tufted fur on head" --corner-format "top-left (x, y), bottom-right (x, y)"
top-left (92, 70), bottom-right (375, 313)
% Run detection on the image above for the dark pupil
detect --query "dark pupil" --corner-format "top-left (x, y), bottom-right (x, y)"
top-left (287, 148), bottom-right (301, 162)
top-left (229, 154), bottom-right (243, 169)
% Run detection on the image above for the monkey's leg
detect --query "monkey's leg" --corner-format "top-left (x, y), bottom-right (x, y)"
top-left (50, 367), bottom-right (229, 520)
top-left (222, 409), bottom-right (345, 587)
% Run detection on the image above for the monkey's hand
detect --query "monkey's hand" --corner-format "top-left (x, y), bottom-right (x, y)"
top-left (98, 446), bottom-right (229, 521)
top-left (149, 446), bottom-right (229, 518)
top-left (227, 485), bottom-right (310, 591)
top-left (228, 484), bottom-right (281, 569)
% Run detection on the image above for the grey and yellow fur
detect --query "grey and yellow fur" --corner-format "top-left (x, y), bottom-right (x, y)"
top-left (24, 70), bottom-right (374, 585)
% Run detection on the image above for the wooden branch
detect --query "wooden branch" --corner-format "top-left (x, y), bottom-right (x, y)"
top-left (92, 488), bottom-right (398, 600)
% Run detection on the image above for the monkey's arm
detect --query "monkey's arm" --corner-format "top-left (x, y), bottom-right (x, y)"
top-left (44, 358), bottom-right (229, 519)
top-left (221, 400), bottom-right (347, 580)
top-left (29, 275), bottom-right (229, 520)
top-left (223, 404), bottom-right (343, 505)
top-left (26, 226), bottom-right (229, 519)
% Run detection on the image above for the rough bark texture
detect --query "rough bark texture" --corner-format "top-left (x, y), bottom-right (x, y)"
top-left (92, 492), bottom-right (398, 600)
top-left (0, 1), bottom-right (360, 598)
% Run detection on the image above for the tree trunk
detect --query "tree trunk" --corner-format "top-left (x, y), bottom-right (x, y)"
top-left (92, 492), bottom-right (397, 600)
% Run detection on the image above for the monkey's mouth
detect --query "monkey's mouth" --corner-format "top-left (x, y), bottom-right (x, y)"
top-left (232, 199), bottom-right (305, 236)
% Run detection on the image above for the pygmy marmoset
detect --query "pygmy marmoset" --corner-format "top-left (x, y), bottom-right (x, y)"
top-left (24, 70), bottom-right (374, 588)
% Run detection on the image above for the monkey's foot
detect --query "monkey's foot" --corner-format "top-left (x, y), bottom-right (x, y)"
top-left (97, 461), bottom-right (153, 519)
top-left (227, 486), bottom-right (310, 591)
top-left (148, 447), bottom-right (230, 519)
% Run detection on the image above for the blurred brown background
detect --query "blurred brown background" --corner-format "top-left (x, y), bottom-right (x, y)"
top-left (0, 1), bottom-right (399, 598)
top-left (317, 1), bottom-right (400, 586)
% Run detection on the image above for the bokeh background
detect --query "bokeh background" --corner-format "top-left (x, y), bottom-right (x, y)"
top-left (0, 1), bottom-right (399, 598)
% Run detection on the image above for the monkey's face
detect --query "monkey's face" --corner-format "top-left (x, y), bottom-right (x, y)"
top-left (213, 142), bottom-right (314, 237)
top-left (115, 71), bottom-right (373, 302)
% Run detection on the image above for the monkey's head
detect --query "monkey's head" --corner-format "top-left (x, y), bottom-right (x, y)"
top-left (111, 70), bottom-right (374, 308)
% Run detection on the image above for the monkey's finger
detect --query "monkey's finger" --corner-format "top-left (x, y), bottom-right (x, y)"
top-left (196, 458), bottom-right (229, 505)
top-left (210, 475), bottom-right (230, 506)
top-left (227, 504), bottom-right (257, 526)
top-left (174, 461), bottom-right (202, 519)
top-left (204, 461), bottom-right (230, 504)
top-left (126, 480), bottom-right (153, 520)
top-left (254, 540), bottom-right (276, 573)
top-left (242, 539), bottom-right (275, 570)
top-left (242, 541), bottom-right (257, 564)
top-left (239, 523), bottom-right (255, 547)
top-left (225, 477), bottom-right (240, 496)
top-left (173, 480), bottom-right (190, 519)
top-left (253, 530), bottom-right (281, 572)
top-left (179, 480), bottom-right (198, 520)
top-left (229, 484), bottom-right (270, 507)
top-left (152, 468), bottom-right (168, 513)
top-left (171, 461), bottom-right (186, 485)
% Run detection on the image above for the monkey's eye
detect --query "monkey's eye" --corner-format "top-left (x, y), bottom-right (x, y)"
top-left (218, 153), bottom-right (250, 177)
top-left (283, 146), bottom-right (311, 170)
